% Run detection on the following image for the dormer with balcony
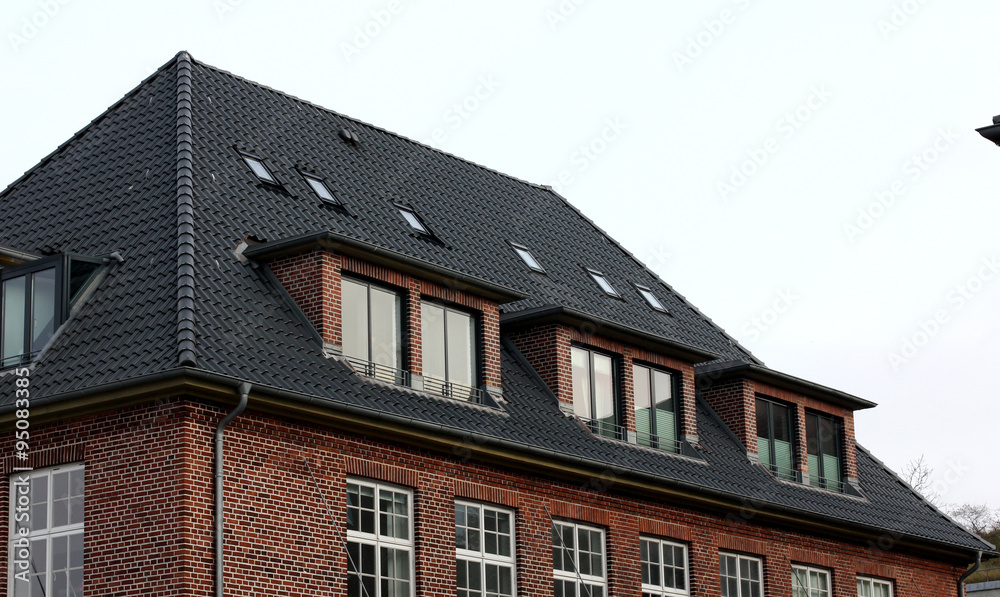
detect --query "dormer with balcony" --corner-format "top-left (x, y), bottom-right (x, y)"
top-left (696, 360), bottom-right (876, 493)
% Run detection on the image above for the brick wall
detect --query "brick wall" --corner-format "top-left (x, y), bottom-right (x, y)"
top-left (269, 249), bottom-right (502, 390)
top-left (0, 399), bottom-right (965, 596)
top-left (509, 324), bottom-right (701, 445)
top-left (697, 375), bottom-right (859, 484)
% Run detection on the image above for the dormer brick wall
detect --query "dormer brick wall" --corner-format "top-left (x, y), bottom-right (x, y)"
top-left (699, 374), bottom-right (860, 487)
top-left (509, 324), bottom-right (699, 445)
top-left (268, 248), bottom-right (502, 392)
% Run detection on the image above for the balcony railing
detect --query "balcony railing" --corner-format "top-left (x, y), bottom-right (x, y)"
top-left (343, 356), bottom-right (489, 404)
top-left (579, 417), bottom-right (681, 454)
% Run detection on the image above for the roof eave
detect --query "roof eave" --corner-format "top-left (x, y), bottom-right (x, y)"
top-left (0, 244), bottom-right (42, 267)
top-left (243, 231), bottom-right (528, 304)
top-left (500, 305), bottom-right (721, 364)
top-left (695, 360), bottom-right (877, 410)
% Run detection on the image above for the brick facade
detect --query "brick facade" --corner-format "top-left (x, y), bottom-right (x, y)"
top-left (0, 398), bottom-right (965, 596)
top-left (270, 249), bottom-right (503, 391)
top-left (698, 376), bottom-right (859, 485)
top-left (509, 324), bottom-right (700, 444)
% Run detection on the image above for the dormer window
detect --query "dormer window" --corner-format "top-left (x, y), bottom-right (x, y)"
top-left (303, 174), bottom-right (339, 204)
top-left (241, 153), bottom-right (278, 184)
top-left (397, 205), bottom-right (430, 235)
top-left (587, 269), bottom-right (620, 298)
top-left (510, 243), bottom-right (544, 273)
top-left (635, 284), bottom-right (666, 313)
top-left (341, 277), bottom-right (402, 382)
top-left (571, 346), bottom-right (618, 438)
top-left (421, 301), bottom-right (477, 399)
top-left (806, 411), bottom-right (843, 490)
top-left (756, 397), bottom-right (795, 481)
top-left (2, 254), bottom-right (102, 368)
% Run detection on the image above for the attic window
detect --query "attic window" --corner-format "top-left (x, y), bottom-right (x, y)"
top-left (303, 174), bottom-right (339, 204)
top-left (510, 243), bottom-right (544, 273)
top-left (397, 205), bottom-right (430, 235)
top-left (241, 154), bottom-right (277, 184)
top-left (635, 284), bottom-right (666, 313)
top-left (587, 269), bottom-right (620, 298)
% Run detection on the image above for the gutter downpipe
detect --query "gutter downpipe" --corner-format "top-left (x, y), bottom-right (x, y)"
top-left (215, 382), bottom-right (251, 597)
top-left (959, 551), bottom-right (982, 597)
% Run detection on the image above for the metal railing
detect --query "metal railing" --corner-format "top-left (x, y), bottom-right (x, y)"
top-left (343, 356), bottom-right (488, 404)
top-left (579, 417), bottom-right (681, 454)
top-left (344, 356), bottom-right (410, 387)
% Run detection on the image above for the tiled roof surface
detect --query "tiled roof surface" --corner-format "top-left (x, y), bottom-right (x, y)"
top-left (0, 53), bottom-right (990, 554)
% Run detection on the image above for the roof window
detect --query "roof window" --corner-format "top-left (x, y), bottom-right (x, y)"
top-left (587, 269), bottom-right (620, 298)
top-left (635, 284), bottom-right (666, 312)
top-left (510, 243), bottom-right (544, 273)
top-left (241, 154), bottom-right (277, 184)
top-left (397, 205), bottom-right (430, 235)
top-left (303, 174), bottom-right (339, 204)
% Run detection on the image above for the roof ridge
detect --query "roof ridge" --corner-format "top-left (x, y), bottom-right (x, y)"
top-left (184, 54), bottom-right (552, 193)
top-left (0, 53), bottom-right (183, 201)
top-left (176, 52), bottom-right (197, 366)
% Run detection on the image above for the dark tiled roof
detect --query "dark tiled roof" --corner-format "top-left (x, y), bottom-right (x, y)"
top-left (0, 52), bottom-right (990, 555)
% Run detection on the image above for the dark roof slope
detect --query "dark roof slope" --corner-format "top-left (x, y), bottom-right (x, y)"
top-left (0, 52), bottom-right (990, 555)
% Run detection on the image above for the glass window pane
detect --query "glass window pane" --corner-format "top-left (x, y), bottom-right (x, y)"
top-left (2, 276), bottom-right (27, 366)
top-left (772, 402), bottom-right (791, 442)
top-left (592, 353), bottom-right (615, 425)
top-left (400, 209), bottom-right (428, 233)
top-left (446, 309), bottom-right (475, 388)
top-left (806, 414), bottom-right (820, 456)
top-left (369, 287), bottom-right (399, 369)
top-left (341, 279), bottom-right (369, 362)
top-left (820, 417), bottom-right (838, 456)
top-left (30, 268), bottom-right (56, 354)
top-left (633, 365), bottom-right (651, 411)
top-left (571, 347), bottom-right (592, 419)
top-left (514, 246), bottom-right (543, 271)
top-left (306, 177), bottom-right (336, 202)
top-left (421, 303), bottom-right (446, 382)
top-left (756, 399), bottom-right (771, 440)
top-left (244, 157), bottom-right (275, 182)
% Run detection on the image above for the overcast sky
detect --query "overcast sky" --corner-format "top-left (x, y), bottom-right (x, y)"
top-left (2, 0), bottom-right (998, 508)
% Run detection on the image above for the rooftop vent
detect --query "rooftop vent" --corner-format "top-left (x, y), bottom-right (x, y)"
top-left (339, 128), bottom-right (360, 145)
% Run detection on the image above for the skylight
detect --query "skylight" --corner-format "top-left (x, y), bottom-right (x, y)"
top-left (304, 175), bottom-right (339, 204)
top-left (587, 269), bottom-right (620, 297)
top-left (397, 205), bottom-right (430, 234)
top-left (242, 154), bottom-right (277, 183)
top-left (510, 243), bottom-right (544, 273)
top-left (635, 284), bottom-right (667, 312)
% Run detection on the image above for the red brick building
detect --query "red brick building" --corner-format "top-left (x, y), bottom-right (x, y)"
top-left (0, 52), bottom-right (992, 597)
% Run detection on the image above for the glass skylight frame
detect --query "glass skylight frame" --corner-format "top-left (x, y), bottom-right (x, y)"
top-left (395, 203), bottom-right (432, 235)
top-left (586, 268), bottom-right (621, 298)
top-left (634, 284), bottom-right (667, 313)
top-left (510, 242), bottom-right (545, 273)
top-left (301, 172), bottom-right (340, 205)
top-left (240, 152), bottom-right (279, 184)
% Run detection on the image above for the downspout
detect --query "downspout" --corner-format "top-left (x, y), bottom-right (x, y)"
top-left (215, 382), bottom-right (251, 597)
top-left (959, 551), bottom-right (982, 597)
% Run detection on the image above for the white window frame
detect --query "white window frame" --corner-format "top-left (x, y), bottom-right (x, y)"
top-left (455, 501), bottom-right (516, 597)
top-left (8, 463), bottom-right (85, 597)
top-left (719, 551), bottom-right (763, 597)
top-left (792, 564), bottom-right (831, 597)
top-left (857, 575), bottom-right (893, 597)
top-left (640, 536), bottom-right (689, 596)
top-left (552, 520), bottom-right (606, 597)
top-left (345, 478), bottom-right (414, 597)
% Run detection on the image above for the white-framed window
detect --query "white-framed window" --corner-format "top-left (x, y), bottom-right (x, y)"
top-left (455, 501), bottom-right (515, 597)
top-left (719, 552), bottom-right (762, 597)
top-left (640, 536), bottom-right (688, 596)
top-left (552, 520), bottom-right (606, 597)
top-left (345, 479), bottom-right (414, 597)
top-left (857, 575), bottom-right (893, 597)
top-left (9, 464), bottom-right (85, 597)
top-left (792, 565), bottom-right (831, 597)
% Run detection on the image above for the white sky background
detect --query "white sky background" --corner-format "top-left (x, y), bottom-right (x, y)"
top-left (1, 0), bottom-right (998, 508)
